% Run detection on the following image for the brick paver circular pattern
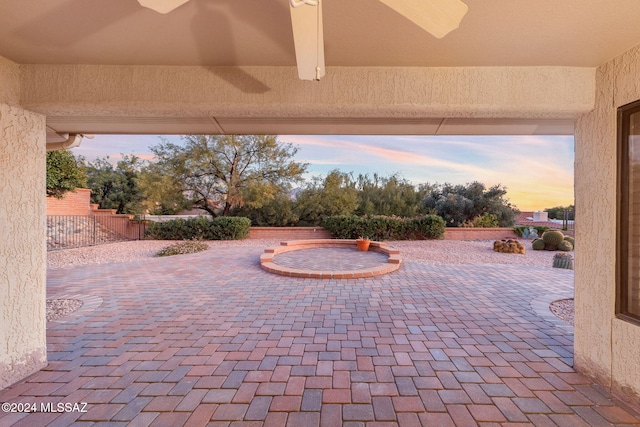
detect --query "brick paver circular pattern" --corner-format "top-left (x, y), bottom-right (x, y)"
top-left (3, 242), bottom-right (639, 426)
top-left (273, 247), bottom-right (389, 270)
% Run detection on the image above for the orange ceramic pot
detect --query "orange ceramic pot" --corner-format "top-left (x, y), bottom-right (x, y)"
top-left (356, 239), bottom-right (371, 252)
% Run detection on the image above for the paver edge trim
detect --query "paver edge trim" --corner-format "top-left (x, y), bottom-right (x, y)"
top-left (260, 239), bottom-right (401, 279)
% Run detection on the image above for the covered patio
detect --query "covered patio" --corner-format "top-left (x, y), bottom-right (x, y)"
top-left (5, 241), bottom-right (640, 425)
top-left (3, 0), bottom-right (640, 422)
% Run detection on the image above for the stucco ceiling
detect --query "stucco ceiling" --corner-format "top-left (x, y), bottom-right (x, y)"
top-left (2, 0), bottom-right (640, 68)
top-left (4, 0), bottom-right (640, 137)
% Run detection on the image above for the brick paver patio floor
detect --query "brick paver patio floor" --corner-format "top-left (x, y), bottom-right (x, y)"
top-left (273, 247), bottom-right (390, 271)
top-left (1, 243), bottom-right (639, 426)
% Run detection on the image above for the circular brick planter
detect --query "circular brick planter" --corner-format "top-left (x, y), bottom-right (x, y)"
top-left (260, 239), bottom-right (402, 279)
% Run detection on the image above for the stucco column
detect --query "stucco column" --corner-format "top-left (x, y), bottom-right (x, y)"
top-left (575, 43), bottom-right (640, 407)
top-left (0, 57), bottom-right (48, 388)
top-left (573, 62), bottom-right (616, 388)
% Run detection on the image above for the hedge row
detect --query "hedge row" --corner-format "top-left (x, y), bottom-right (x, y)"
top-left (322, 215), bottom-right (445, 241)
top-left (146, 216), bottom-right (251, 240)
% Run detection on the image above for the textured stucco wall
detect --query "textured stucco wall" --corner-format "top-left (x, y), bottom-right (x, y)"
top-left (0, 57), bottom-right (47, 388)
top-left (574, 43), bottom-right (640, 406)
top-left (0, 56), bottom-right (20, 107)
top-left (19, 65), bottom-right (594, 119)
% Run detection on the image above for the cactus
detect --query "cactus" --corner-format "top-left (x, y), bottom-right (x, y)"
top-left (531, 238), bottom-right (545, 250)
top-left (564, 236), bottom-right (575, 247)
top-left (542, 230), bottom-right (564, 250)
top-left (542, 230), bottom-right (564, 245)
top-left (558, 240), bottom-right (573, 251)
top-left (553, 253), bottom-right (573, 269)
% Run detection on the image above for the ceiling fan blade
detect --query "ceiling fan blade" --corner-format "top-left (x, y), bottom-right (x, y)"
top-left (137, 0), bottom-right (190, 14)
top-left (289, 0), bottom-right (325, 81)
top-left (378, 0), bottom-right (467, 38)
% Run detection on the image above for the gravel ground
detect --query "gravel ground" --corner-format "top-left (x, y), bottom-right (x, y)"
top-left (46, 299), bottom-right (82, 321)
top-left (48, 239), bottom-right (565, 269)
top-left (549, 299), bottom-right (575, 326)
top-left (388, 239), bottom-right (563, 266)
top-left (47, 239), bottom-right (574, 324)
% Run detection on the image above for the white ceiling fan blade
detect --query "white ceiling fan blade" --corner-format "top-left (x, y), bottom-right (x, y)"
top-left (378, 0), bottom-right (467, 38)
top-left (289, 0), bottom-right (325, 81)
top-left (137, 0), bottom-right (190, 14)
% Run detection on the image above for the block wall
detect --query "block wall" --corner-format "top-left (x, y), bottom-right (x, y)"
top-left (46, 188), bottom-right (91, 215)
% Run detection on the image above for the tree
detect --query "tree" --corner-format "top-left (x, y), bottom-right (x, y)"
top-left (46, 150), bottom-right (87, 198)
top-left (232, 191), bottom-right (299, 226)
top-left (423, 181), bottom-right (518, 227)
top-left (294, 170), bottom-right (359, 225)
top-left (355, 173), bottom-right (427, 217)
top-left (85, 155), bottom-right (146, 214)
top-left (150, 135), bottom-right (307, 217)
top-left (138, 164), bottom-right (191, 215)
top-left (545, 205), bottom-right (574, 220)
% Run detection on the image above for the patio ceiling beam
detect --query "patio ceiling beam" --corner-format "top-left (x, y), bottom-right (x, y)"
top-left (20, 65), bottom-right (595, 132)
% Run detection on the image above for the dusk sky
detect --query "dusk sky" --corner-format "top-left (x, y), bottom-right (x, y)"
top-left (72, 134), bottom-right (575, 212)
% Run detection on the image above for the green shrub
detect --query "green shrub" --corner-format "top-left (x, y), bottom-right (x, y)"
top-left (405, 215), bottom-right (446, 240)
top-left (157, 240), bottom-right (209, 257)
top-left (146, 217), bottom-right (203, 240)
top-left (322, 215), bottom-right (362, 239)
top-left (513, 226), bottom-right (525, 236)
top-left (323, 214), bottom-right (445, 241)
top-left (472, 213), bottom-right (499, 228)
top-left (208, 216), bottom-right (252, 240)
top-left (146, 216), bottom-right (251, 240)
top-left (460, 219), bottom-right (475, 228)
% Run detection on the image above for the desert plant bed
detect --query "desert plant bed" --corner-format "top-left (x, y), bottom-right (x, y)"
top-left (260, 239), bottom-right (402, 279)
